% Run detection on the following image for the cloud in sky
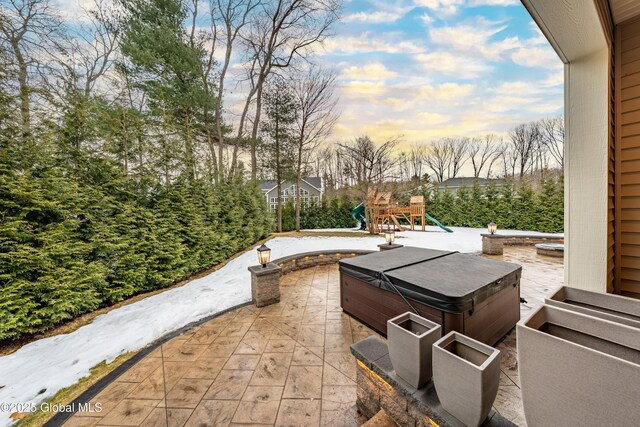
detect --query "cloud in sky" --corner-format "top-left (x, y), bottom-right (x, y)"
top-left (322, 0), bottom-right (563, 144)
top-left (414, 0), bottom-right (519, 18)
top-left (342, 63), bottom-right (399, 80)
top-left (416, 51), bottom-right (493, 79)
top-left (342, 11), bottom-right (405, 23)
top-left (320, 32), bottom-right (424, 55)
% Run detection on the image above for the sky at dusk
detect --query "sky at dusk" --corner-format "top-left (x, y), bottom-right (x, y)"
top-left (319, 0), bottom-right (564, 145)
top-left (59, 0), bottom-right (564, 147)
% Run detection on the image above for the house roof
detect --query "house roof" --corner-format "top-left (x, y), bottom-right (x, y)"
top-left (304, 177), bottom-right (322, 190)
top-left (258, 180), bottom-right (277, 191)
top-left (435, 177), bottom-right (505, 188)
top-left (259, 177), bottom-right (323, 192)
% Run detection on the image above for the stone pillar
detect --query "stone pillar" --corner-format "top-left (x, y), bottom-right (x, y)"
top-left (378, 243), bottom-right (404, 251)
top-left (481, 235), bottom-right (503, 255)
top-left (248, 264), bottom-right (281, 307)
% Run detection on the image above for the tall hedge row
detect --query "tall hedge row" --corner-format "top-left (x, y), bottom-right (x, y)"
top-left (0, 162), bottom-right (272, 341)
top-left (425, 178), bottom-right (564, 233)
top-left (274, 178), bottom-right (564, 234)
top-left (280, 196), bottom-right (357, 231)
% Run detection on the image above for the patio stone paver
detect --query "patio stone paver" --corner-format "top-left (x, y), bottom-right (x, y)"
top-left (62, 247), bottom-right (563, 427)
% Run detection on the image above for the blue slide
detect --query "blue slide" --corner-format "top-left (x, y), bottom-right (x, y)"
top-left (425, 213), bottom-right (453, 233)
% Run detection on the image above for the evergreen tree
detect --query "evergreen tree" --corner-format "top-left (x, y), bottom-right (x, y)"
top-left (280, 196), bottom-right (357, 232)
top-left (514, 180), bottom-right (536, 231)
top-left (439, 190), bottom-right (456, 225)
top-left (118, 0), bottom-right (217, 183)
top-left (484, 180), bottom-right (499, 226)
top-left (495, 180), bottom-right (515, 229)
top-left (470, 182), bottom-right (488, 228)
top-left (454, 186), bottom-right (471, 227)
top-left (259, 78), bottom-right (298, 232)
top-left (535, 177), bottom-right (564, 232)
top-left (427, 188), bottom-right (443, 223)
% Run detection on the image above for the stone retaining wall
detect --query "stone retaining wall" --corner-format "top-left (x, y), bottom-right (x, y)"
top-left (536, 247), bottom-right (564, 258)
top-left (272, 250), bottom-right (374, 275)
top-left (482, 234), bottom-right (564, 255)
top-left (351, 337), bottom-right (515, 427)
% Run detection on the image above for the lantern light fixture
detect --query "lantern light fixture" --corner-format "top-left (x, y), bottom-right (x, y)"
top-left (257, 244), bottom-right (271, 267)
top-left (384, 229), bottom-right (396, 245)
top-left (488, 222), bottom-right (497, 235)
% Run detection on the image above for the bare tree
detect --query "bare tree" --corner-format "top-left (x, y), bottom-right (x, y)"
top-left (339, 136), bottom-right (399, 234)
top-left (499, 142), bottom-right (518, 178)
top-left (188, 0), bottom-right (219, 182)
top-left (467, 134), bottom-right (500, 178)
top-left (447, 137), bottom-right (468, 179)
top-left (531, 135), bottom-right (547, 178)
top-left (396, 151), bottom-right (409, 182)
top-left (313, 144), bottom-right (338, 191)
top-left (240, 0), bottom-right (340, 180)
top-left (424, 139), bottom-right (451, 183)
top-left (232, 52), bottom-right (260, 171)
top-left (409, 143), bottom-right (426, 182)
top-left (509, 121), bottom-right (540, 178)
top-left (76, 0), bottom-right (118, 97)
top-left (0, 0), bottom-right (64, 136)
top-left (317, 144), bottom-right (345, 191)
top-left (51, 0), bottom-right (118, 94)
top-left (212, 0), bottom-right (260, 179)
top-left (539, 116), bottom-right (564, 169)
top-left (485, 140), bottom-right (503, 179)
top-left (291, 67), bottom-right (338, 231)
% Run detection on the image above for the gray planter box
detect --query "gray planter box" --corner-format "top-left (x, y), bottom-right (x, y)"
top-left (517, 304), bottom-right (640, 427)
top-left (432, 331), bottom-right (500, 427)
top-left (546, 285), bottom-right (640, 328)
top-left (387, 312), bottom-right (441, 389)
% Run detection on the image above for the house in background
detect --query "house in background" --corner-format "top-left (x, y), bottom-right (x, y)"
top-left (259, 177), bottom-right (324, 211)
top-left (434, 177), bottom-right (505, 195)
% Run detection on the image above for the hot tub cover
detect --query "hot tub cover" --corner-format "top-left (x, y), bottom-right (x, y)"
top-left (339, 247), bottom-right (521, 313)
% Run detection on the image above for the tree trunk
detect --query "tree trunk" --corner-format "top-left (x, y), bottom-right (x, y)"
top-left (295, 166), bottom-right (302, 232)
top-left (275, 112), bottom-right (282, 232)
top-left (184, 113), bottom-right (196, 182)
top-left (231, 91), bottom-right (253, 175)
top-left (215, 43), bottom-right (233, 181)
top-left (276, 180), bottom-right (282, 232)
top-left (203, 105), bottom-right (219, 183)
top-left (231, 74), bottom-right (259, 175)
top-left (250, 74), bottom-right (266, 181)
top-left (295, 127), bottom-right (305, 231)
top-left (13, 43), bottom-right (30, 137)
top-left (366, 206), bottom-right (375, 235)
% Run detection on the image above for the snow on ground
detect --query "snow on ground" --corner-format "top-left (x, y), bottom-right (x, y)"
top-left (302, 226), bottom-right (562, 254)
top-left (0, 227), bottom-right (561, 425)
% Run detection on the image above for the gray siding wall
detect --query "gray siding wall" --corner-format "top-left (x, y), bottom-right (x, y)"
top-left (264, 181), bottom-right (322, 211)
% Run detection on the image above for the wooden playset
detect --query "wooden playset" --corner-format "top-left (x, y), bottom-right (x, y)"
top-left (367, 190), bottom-right (426, 233)
top-left (351, 190), bottom-right (452, 233)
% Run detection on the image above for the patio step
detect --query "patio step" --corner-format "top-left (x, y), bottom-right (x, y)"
top-left (362, 409), bottom-right (398, 427)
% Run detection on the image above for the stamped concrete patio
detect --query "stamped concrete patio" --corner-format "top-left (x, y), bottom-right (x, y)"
top-left (62, 247), bottom-right (563, 427)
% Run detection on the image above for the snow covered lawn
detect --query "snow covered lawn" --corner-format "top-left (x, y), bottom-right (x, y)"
top-left (0, 227), bottom-right (561, 425)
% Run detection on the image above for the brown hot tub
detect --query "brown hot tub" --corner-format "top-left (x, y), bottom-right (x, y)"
top-left (339, 247), bottom-right (522, 346)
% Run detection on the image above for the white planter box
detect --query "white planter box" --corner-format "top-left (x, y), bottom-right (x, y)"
top-left (432, 331), bottom-right (500, 427)
top-left (546, 286), bottom-right (640, 328)
top-left (387, 312), bottom-right (441, 389)
top-left (517, 304), bottom-right (640, 427)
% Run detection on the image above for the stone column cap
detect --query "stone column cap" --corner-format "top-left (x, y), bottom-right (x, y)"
top-left (378, 243), bottom-right (404, 250)
top-left (248, 263), bottom-right (281, 275)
